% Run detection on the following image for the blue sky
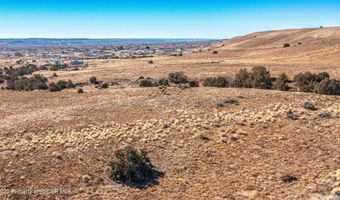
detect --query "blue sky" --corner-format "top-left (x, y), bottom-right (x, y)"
top-left (0, 0), bottom-right (339, 38)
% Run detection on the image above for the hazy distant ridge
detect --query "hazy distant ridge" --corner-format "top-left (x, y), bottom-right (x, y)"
top-left (0, 38), bottom-right (214, 48)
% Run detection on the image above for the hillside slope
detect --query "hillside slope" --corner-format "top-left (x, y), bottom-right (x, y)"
top-left (211, 26), bottom-right (340, 50)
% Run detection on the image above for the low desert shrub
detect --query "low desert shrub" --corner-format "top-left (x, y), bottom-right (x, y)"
top-left (7, 74), bottom-right (48, 91)
top-left (286, 111), bottom-right (297, 120)
top-left (65, 80), bottom-right (76, 89)
top-left (318, 111), bottom-right (331, 119)
top-left (139, 78), bottom-right (158, 87)
top-left (48, 82), bottom-right (62, 92)
top-left (56, 80), bottom-right (68, 89)
top-left (148, 60), bottom-right (154, 64)
top-left (49, 79), bottom-right (75, 92)
top-left (316, 72), bottom-right (330, 81)
top-left (217, 97), bottom-right (239, 107)
top-left (303, 102), bottom-right (317, 111)
top-left (0, 70), bottom-right (4, 84)
top-left (50, 63), bottom-right (68, 71)
top-left (314, 79), bottom-right (340, 95)
top-left (158, 78), bottom-right (170, 86)
top-left (110, 146), bottom-right (161, 186)
top-left (168, 72), bottom-right (189, 84)
top-left (189, 80), bottom-right (199, 87)
top-left (39, 65), bottom-right (48, 71)
top-left (212, 51), bottom-right (218, 54)
top-left (250, 66), bottom-right (272, 89)
top-left (203, 76), bottom-right (229, 88)
top-left (275, 73), bottom-right (290, 91)
top-left (233, 69), bottom-right (252, 88)
top-left (89, 76), bottom-right (98, 84)
top-left (293, 72), bottom-right (329, 92)
top-left (281, 174), bottom-right (298, 183)
top-left (4, 64), bottom-right (39, 81)
top-left (98, 82), bottom-right (109, 89)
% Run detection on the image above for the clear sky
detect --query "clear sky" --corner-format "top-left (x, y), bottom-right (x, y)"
top-left (0, 0), bottom-right (339, 39)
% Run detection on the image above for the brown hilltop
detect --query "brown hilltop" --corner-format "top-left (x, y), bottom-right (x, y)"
top-left (212, 26), bottom-right (340, 49)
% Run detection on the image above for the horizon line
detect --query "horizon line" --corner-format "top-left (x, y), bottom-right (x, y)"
top-left (0, 37), bottom-right (223, 40)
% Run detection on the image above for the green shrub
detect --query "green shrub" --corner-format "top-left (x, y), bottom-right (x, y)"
top-left (250, 66), bottom-right (272, 89)
top-left (99, 82), bottom-right (109, 89)
top-left (38, 65), bottom-right (48, 71)
top-left (0, 69), bottom-right (5, 84)
top-left (189, 80), bottom-right (199, 87)
top-left (49, 79), bottom-right (76, 92)
top-left (139, 78), bottom-right (158, 87)
top-left (293, 72), bottom-right (318, 92)
top-left (4, 64), bottom-right (38, 81)
top-left (110, 146), bottom-right (161, 186)
top-left (65, 80), bottom-right (76, 89)
top-left (48, 82), bottom-right (62, 92)
top-left (275, 73), bottom-right (290, 91)
top-left (203, 76), bottom-right (229, 88)
top-left (168, 72), bottom-right (189, 84)
top-left (7, 74), bottom-right (48, 91)
top-left (316, 72), bottom-right (330, 81)
top-left (314, 79), bottom-right (340, 95)
top-left (158, 78), bottom-right (170, 86)
top-left (233, 69), bottom-right (252, 88)
top-left (56, 80), bottom-right (68, 90)
top-left (50, 63), bottom-right (68, 71)
top-left (89, 76), bottom-right (98, 84)
top-left (293, 72), bottom-right (330, 93)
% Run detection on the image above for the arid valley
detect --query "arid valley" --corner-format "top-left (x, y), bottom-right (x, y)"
top-left (1, 27), bottom-right (340, 200)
